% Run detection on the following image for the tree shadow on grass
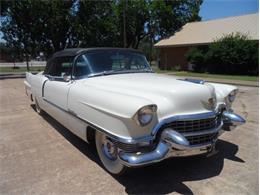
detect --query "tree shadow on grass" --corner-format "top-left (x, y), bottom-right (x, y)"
top-left (35, 107), bottom-right (244, 194)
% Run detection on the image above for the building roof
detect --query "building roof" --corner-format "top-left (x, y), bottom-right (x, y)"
top-left (155, 13), bottom-right (259, 48)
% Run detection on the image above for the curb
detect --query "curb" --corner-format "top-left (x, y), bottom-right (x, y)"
top-left (0, 74), bottom-right (26, 80)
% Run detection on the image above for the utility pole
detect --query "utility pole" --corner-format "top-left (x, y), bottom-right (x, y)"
top-left (123, 0), bottom-right (127, 48)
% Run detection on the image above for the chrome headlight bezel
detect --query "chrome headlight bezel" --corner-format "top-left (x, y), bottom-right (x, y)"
top-left (225, 89), bottom-right (238, 108)
top-left (228, 89), bottom-right (237, 102)
top-left (133, 105), bottom-right (157, 126)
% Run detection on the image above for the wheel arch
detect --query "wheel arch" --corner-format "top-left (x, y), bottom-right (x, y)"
top-left (86, 125), bottom-right (96, 143)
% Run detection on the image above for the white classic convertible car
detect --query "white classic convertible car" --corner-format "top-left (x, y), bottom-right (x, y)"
top-left (24, 48), bottom-right (245, 175)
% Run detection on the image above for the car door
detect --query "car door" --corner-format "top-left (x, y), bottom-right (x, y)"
top-left (65, 54), bottom-right (93, 140)
top-left (43, 56), bottom-right (74, 128)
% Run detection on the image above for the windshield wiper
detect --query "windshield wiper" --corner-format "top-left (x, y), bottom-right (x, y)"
top-left (87, 71), bottom-right (109, 78)
top-left (88, 70), bottom-right (118, 78)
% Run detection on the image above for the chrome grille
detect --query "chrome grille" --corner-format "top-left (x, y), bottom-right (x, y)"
top-left (161, 115), bottom-right (221, 134)
top-left (113, 141), bottom-right (139, 153)
top-left (186, 133), bottom-right (218, 145)
top-left (161, 115), bottom-right (221, 145)
top-left (112, 140), bottom-right (153, 153)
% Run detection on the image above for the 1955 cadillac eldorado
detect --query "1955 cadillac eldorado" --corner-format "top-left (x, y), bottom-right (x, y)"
top-left (24, 48), bottom-right (245, 175)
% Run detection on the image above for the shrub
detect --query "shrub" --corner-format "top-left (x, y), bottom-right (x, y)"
top-left (185, 47), bottom-right (206, 72)
top-left (185, 33), bottom-right (259, 75)
top-left (174, 64), bottom-right (181, 71)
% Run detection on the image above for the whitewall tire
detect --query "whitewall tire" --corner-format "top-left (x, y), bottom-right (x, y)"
top-left (35, 98), bottom-right (44, 115)
top-left (95, 130), bottom-right (127, 175)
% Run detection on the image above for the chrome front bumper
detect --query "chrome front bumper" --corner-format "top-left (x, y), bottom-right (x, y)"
top-left (118, 111), bottom-right (245, 167)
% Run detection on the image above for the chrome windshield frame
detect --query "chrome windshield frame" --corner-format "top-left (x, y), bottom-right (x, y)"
top-left (71, 50), bottom-right (153, 80)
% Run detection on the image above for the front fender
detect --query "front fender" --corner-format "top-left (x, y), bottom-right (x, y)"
top-left (68, 81), bottom-right (158, 141)
top-left (207, 82), bottom-right (238, 105)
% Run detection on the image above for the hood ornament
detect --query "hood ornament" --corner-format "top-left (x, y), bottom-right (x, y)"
top-left (178, 78), bottom-right (205, 84)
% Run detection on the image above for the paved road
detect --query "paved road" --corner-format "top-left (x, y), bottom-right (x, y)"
top-left (0, 79), bottom-right (258, 194)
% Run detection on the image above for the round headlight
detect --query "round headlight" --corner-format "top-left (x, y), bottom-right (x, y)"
top-left (228, 90), bottom-right (237, 103)
top-left (134, 105), bottom-right (157, 126)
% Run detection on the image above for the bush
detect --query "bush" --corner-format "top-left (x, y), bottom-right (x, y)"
top-left (185, 47), bottom-right (206, 72)
top-left (185, 33), bottom-right (259, 75)
top-left (174, 64), bottom-right (181, 71)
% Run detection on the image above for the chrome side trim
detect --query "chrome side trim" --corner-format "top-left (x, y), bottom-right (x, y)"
top-left (42, 79), bottom-right (48, 97)
top-left (43, 98), bottom-right (153, 144)
top-left (43, 98), bottom-right (227, 148)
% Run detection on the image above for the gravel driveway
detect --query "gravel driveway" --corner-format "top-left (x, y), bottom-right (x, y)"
top-left (0, 78), bottom-right (258, 194)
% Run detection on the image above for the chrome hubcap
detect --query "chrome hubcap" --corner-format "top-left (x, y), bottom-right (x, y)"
top-left (101, 136), bottom-right (117, 161)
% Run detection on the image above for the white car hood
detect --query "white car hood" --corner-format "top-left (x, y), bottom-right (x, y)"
top-left (79, 73), bottom-right (217, 119)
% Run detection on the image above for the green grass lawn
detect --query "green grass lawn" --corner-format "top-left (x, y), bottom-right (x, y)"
top-left (0, 65), bottom-right (258, 82)
top-left (0, 66), bottom-right (45, 73)
top-left (156, 70), bottom-right (259, 81)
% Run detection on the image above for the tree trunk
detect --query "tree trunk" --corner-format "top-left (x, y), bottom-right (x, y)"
top-left (25, 54), bottom-right (30, 71)
top-left (123, 0), bottom-right (127, 48)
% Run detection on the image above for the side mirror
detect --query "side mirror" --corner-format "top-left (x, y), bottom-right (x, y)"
top-left (63, 75), bottom-right (71, 82)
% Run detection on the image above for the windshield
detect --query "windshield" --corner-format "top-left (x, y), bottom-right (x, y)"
top-left (73, 50), bottom-right (153, 78)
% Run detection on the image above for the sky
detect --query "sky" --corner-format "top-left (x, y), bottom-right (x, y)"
top-left (200, 0), bottom-right (259, 20)
top-left (0, 0), bottom-right (259, 42)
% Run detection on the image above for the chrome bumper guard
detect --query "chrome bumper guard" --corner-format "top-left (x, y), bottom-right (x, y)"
top-left (222, 110), bottom-right (246, 131)
top-left (118, 111), bottom-right (245, 167)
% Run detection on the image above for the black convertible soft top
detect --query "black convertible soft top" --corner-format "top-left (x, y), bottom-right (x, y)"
top-left (52, 47), bottom-right (143, 58)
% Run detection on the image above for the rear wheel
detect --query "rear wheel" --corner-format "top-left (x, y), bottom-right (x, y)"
top-left (35, 98), bottom-right (44, 115)
top-left (95, 131), bottom-right (127, 175)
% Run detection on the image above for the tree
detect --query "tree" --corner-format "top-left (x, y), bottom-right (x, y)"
top-left (1, 0), bottom-right (75, 70)
top-left (40, 0), bottom-right (77, 53)
top-left (1, 0), bottom-right (44, 70)
top-left (150, 0), bottom-right (203, 39)
top-left (0, 42), bottom-right (22, 62)
top-left (115, 0), bottom-right (150, 48)
top-left (114, 0), bottom-right (203, 49)
top-left (75, 0), bottom-right (202, 49)
top-left (75, 1), bottom-right (118, 47)
top-left (1, 0), bottom-right (203, 65)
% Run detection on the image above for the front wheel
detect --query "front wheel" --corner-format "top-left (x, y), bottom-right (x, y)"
top-left (95, 131), bottom-right (127, 175)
